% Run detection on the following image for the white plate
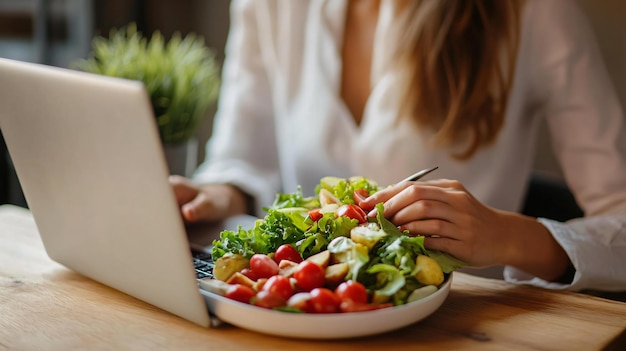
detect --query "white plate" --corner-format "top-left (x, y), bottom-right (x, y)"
top-left (200, 273), bottom-right (452, 339)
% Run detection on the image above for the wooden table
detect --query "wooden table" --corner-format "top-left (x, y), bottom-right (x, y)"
top-left (1, 204), bottom-right (625, 350)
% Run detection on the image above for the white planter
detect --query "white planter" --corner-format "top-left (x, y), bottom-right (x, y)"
top-left (163, 138), bottom-right (198, 177)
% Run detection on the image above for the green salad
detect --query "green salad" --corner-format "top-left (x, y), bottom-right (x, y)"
top-left (209, 176), bottom-right (466, 310)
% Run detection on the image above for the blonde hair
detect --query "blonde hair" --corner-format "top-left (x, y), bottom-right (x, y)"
top-left (394, 0), bottom-right (523, 159)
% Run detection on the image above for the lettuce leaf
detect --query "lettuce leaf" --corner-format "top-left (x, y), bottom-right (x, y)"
top-left (367, 264), bottom-right (406, 301)
top-left (424, 249), bottom-right (467, 273)
top-left (212, 208), bottom-right (308, 259)
top-left (315, 176), bottom-right (379, 205)
top-left (212, 204), bottom-right (359, 260)
top-left (372, 203), bottom-right (466, 274)
top-left (328, 237), bottom-right (370, 280)
top-left (271, 186), bottom-right (320, 210)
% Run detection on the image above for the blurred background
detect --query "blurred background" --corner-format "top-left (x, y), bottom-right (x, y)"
top-left (1, 0), bottom-right (625, 208)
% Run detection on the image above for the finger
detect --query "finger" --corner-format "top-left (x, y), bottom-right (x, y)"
top-left (384, 186), bottom-right (453, 218)
top-left (391, 199), bottom-right (453, 224)
top-left (371, 184), bottom-right (455, 219)
top-left (363, 183), bottom-right (419, 217)
top-left (395, 216), bottom-right (459, 240)
top-left (419, 179), bottom-right (466, 191)
top-left (423, 236), bottom-right (462, 257)
top-left (364, 178), bottom-right (464, 208)
top-left (425, 235), bottom-right (486, 268)
top-left (182, 192), bottom-right (220, 222)
top-left (169, 175), bottom-right (198, 206)
top-left (360, 182), bottom-right (410, 211)
top-left (422, 236), bottom-right (474, 266)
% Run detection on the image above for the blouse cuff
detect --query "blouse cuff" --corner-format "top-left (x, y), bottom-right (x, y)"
top-left (504, 216), bottom-right (626, 292)
top-left (504, 218), bottom-right (579, 290)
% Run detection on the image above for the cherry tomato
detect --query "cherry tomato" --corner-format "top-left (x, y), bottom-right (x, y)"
top-left (308, 209), bottom-right (324, 222)
top-left (336, 204), bottom-right (367, 224)
top-left (308, 288), bottom-right (340, 313)
top-left (262, 275), bottom-right (294, 300)
top-left (274, 244), bottom-right (303, 264)
top-left (224, 284), bottom-right (256, 304)
top-left (253, 290), bottom-right (287, 309)
top-left (353, 188), bottom-right (370, 208)
top-left (339, 300), bottom-right (393, 313)
top-left (287, 292), bottom-right (315, 313)
top-left (335, 280), bottom-right (368, 304)
top-left (240, 268), bottom-right (259, 281)
top-left (293, 260), bottom-right (325, 292)
top-left (249, 254), bottom-right (279, 279)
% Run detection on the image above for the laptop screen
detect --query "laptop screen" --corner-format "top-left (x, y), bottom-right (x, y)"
top-left (0, 58), bottom-right (211, 326)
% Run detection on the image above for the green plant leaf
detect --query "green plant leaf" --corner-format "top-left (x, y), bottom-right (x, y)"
top-left (72, 23), bottom-right (221, 145)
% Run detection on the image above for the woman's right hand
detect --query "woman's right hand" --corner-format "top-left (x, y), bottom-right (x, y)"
top-left (168, 175), bottom-right (249, 223)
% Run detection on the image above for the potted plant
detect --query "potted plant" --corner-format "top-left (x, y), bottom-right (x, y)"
top-left (72, 23), bottom-right (220, 176)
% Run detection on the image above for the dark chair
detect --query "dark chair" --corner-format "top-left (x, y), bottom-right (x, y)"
top-left (521, 172), bottom-right (584, 222)
top-left (0, 132), bottom-right (27, 207)
top-left (0, 133), bottom-right (7, 204)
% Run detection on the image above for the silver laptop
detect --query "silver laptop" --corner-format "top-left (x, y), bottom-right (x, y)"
top-left (0, 57), bottom-right (253, 327)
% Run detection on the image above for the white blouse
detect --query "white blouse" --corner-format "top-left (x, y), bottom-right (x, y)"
top-left (194, 0), bottom-right (626, 292)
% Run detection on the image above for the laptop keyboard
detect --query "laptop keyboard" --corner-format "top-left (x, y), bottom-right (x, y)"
top-left (192, 251), bottom-right (215, 280)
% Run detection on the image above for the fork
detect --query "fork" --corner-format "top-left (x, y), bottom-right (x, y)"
top-left (398, 166), bottom-right (439, 183)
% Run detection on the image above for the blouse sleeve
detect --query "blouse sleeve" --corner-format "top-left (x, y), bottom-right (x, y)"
top-left (504, 0), bottom-right (626, 291)
top-left (192, 0), bottom-right (281, 216)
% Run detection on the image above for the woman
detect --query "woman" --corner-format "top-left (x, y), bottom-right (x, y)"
top-left (170, 0), bottom-right (626, 291)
